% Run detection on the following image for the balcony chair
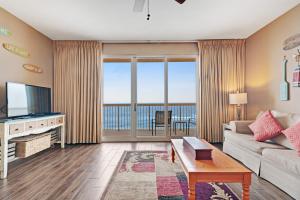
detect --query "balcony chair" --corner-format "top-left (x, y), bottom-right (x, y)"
top-left (187, 117), bottom-right (196, 135)
top-left (151, 111), bottom-right (172, 136)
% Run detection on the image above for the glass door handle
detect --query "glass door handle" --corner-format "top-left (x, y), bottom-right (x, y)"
top-left (133, 103), bottom-right (137, 112)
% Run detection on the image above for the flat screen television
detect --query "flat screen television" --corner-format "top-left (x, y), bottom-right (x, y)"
top-left (6, 82), bottom-right (51, 118)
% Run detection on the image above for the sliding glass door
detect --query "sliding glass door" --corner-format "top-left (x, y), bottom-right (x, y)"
top-left (102, 57), bottom-right (197, 141)
top-left (168, 60), bottom-right (197, 137)
top-left (103, 60), bottom-right (132, 137)
top-left (135, 59), bottom-right (168, 138)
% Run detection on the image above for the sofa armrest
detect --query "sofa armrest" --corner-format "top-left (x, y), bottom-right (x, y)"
top-left (229, 120), bottom-right (254, 134)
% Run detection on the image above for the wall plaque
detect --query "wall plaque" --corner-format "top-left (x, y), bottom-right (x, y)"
top-left (283, 33), bottom-right (300, 50)
top-left (3, 43), bottom-right (30, 58)
top-left (23, 64), bottom-right (43, 73)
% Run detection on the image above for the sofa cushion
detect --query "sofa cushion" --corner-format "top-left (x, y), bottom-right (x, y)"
top-left (229, 120), bottom-right (254, 134)
top-left (282, 121), bottom-right (300, 155)
top-left (257, 110), bottom-right (300, 128)
top-left (269, 110), bottom-right (300, 149)
top-left (271, 110), bottom-right (290, 129)
top-left (262, 148), bottom-right (300, 176)
top-left (249, 111), bottom-right (283, 141)
top-left (289, 113), bottom-right (300, 126)
top-left (271, 134), bottom-right (294, 150)
top-left (224, 131), bottom-right (284, 154)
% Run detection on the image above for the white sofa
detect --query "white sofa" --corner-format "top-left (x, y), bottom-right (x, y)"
top-left (223, 110), bottom-right (300, 199)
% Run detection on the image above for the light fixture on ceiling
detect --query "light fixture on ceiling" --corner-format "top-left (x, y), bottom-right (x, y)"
top-left (146, 0), bottom-right (150, 20)
top-left (133, 0), bottom-right (186, 21)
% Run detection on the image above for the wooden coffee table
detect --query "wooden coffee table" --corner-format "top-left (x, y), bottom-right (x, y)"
top-left (171, 139), bottom-right (251, 200)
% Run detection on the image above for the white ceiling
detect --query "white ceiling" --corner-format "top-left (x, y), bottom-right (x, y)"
top-left (0, 0), bottom-right (299, 41)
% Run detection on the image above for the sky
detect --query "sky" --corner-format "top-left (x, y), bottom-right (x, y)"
top-left (103, 61), bottom-right (196, 104)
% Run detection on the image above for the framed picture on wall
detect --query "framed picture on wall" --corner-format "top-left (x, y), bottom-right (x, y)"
top-left (293, 52), bottom-right (300, 87)
top-left (293, 66), bottom-right (300, 87)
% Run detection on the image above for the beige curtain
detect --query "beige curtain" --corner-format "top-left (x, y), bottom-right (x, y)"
top-left (197, 40), bottom-right (246, 143)
top-left (53, 41), bottom-right (102, 144)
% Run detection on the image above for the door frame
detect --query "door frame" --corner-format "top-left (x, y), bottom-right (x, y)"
top-left (133, 57), bottom-right (169, 140)
top-left (101, 55), bottom-right (198, 142)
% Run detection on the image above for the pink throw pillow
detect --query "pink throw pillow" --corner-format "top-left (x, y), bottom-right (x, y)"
top-left (282, 122), bottom-right (300, 156)
top-left (249, 111), bottom-right (283, 142)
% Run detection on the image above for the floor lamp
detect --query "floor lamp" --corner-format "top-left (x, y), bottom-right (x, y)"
top-left (229, 92), bottom-right (248, 120)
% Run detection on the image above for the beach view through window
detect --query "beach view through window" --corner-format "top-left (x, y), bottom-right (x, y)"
top-left (103, 59), bottom-right (196, 138)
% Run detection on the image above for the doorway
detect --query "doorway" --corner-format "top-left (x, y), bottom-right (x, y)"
top-left (102, 57), bottom-right (197, 141)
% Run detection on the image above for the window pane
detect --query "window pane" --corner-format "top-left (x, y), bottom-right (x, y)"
top-left (103, 62), bottom-right (131, 133)
top-left (137, 62), bottom-right (164, 103)
top-left (103, 62), bottom-right (131, 103)
top-left (168, 62), bottom-right (196, 103)
top-left (137, 62), bottom-right (165, 136)
top-left (168, 61), bottom-right (196, 137)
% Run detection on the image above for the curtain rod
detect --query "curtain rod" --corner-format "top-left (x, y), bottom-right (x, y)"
top-left (101, 39), bottom-right (245, 44)
top-left (102, 40), bottom-right (198, 44)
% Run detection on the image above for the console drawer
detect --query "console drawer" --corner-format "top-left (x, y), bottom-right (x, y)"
top-left (48, 118), bottom-right (56, 126)
top-left (37, 120), bottom-right (48, 128)
top-left (25, 121), bottom-right (36, 131)
top-left (9, 123), bottom-right (24, 135)
top-left (56, 117), bottom-right (63, 125)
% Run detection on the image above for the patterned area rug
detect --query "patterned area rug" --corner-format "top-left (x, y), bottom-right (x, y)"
top-left (102, 151), bottom-right (240, 200)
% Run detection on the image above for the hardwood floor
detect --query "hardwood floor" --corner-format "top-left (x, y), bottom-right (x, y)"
top-left (0, 142), bottom-right (294, 200)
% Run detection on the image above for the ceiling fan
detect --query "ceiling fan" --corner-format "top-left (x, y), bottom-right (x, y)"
top-left (133, 0), bottom-right (186, 13)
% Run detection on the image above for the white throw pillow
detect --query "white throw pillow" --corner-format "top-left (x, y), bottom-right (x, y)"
top-left (271, 134), bottom-right (294, 150)
top-left (256, 111), bottom-right (264, 119)
top-left (271, 110), bottom-right (289, 129)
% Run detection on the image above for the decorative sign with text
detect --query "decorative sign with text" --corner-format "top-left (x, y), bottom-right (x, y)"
top-left (283, 33), bottom-right (300, 50)
top-left (2, 43), bottom-right (30, 58)
top-left (23, 64), bottom-right (43, 73)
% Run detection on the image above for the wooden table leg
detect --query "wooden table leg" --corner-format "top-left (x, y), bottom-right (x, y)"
top-left (171, 146), bottom-right (175, 163)
top-left (242, 173), bottom-right (251, 200)
top-left (242, 183), bottom-right (250, 200)
top-left (188, 179), bottom-right (196, 200)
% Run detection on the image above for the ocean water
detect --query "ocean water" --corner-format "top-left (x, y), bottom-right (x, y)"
top-left (103, 104), bottom-right (196, 130)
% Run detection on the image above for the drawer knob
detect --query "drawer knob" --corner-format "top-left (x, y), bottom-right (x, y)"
top-left (15, 128), bottom-right (19, 131)
top-left (41, 124), bottom-right (44, 126)
top-left (29, 126), bottom-right (33, 128)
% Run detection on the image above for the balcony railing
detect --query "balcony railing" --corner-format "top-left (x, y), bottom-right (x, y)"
top-left (103, 103), bottom-right (196, 131)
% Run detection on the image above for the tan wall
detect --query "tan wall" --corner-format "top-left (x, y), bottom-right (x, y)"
top-left (0, 7), bottom-right (53, 118)
top-left (246, 4), bottom-right (300, 119)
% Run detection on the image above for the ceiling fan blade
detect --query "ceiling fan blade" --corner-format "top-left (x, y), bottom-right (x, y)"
top-left (133, 0), bottom-right (146, 12)
top-left (175, 0), bottom-right (186, 4)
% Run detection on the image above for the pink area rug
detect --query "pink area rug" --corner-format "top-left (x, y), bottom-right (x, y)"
top-left (102, 151), bottom-right (240, 200)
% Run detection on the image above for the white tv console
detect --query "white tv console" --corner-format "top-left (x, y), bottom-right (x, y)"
top-left (0, 114), bottom-right (65, 179)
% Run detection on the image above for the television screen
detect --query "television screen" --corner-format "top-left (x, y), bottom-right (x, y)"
top-left (6, 82), bottom-right (51, 118)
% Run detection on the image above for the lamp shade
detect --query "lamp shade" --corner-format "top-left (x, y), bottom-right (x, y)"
top-left (229, 93), bottom-right (248, 105)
